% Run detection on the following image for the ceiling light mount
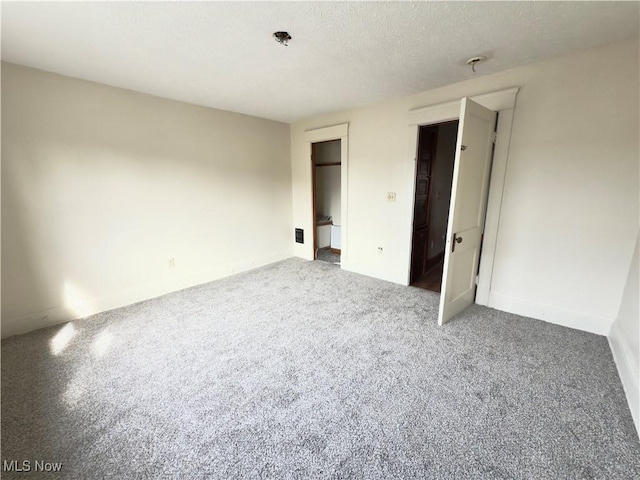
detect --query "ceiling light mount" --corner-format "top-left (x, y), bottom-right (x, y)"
top-left (466, 55), bottom-right (487, 74)
top-left (273, 31), bottom-right (292, 46)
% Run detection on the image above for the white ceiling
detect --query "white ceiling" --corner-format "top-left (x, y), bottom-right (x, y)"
top-left (2, 2), bottom-right (638, 123)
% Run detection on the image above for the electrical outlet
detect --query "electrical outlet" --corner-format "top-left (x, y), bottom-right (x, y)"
top-left (378, 247), bottom-right (384, 255)
top-left (386, 192), bottom-right (396, 203)
top-left (168, 257), bottom-right (176, 268)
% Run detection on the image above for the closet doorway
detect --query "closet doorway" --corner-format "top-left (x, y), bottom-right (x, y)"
top-left (410, 120), bottom-right (459, 292)
top-left (312, 140), bottom-right (342, 265)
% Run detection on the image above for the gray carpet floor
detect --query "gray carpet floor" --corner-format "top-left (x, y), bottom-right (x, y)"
top-left (2, 258), bottom-right (639, 479)
top-left (317, 248), bottom-right (341, 265)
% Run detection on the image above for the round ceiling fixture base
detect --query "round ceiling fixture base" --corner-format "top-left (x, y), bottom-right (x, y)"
top-left (466, 55), bottom-right (487, 74)
top-left (466, 55), bottom-right (487, 66)
top-left (273, 31), bottom-right (292, 46)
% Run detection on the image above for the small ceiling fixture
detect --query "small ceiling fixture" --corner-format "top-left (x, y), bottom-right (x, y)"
top-left (273, 31), bottom-right (292, 46)
top-left (466, 55), bottom-right (487, 74)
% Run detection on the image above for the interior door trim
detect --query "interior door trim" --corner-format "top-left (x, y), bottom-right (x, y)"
top-left (304, 123), bottom-right (349, 268)
top-left (405, 87), bottom-right (519, 305)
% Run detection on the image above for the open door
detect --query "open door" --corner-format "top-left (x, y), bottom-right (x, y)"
top-left (438, 98), bottom-right (496, 325)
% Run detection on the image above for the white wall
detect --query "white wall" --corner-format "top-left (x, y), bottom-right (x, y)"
top-left (609, 233), bottom-right (639, 434)
top-left (2, 62), bottom-right (292, 338)
top-left (291, 39), bottom-right (639, 335)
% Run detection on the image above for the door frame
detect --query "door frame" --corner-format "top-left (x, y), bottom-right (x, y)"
top-left (405, 87), bottom-right (519, 305)
top-left (304, 124), bottom-right (349, 267)
top-left (409, 121), bottom-right (458, 287)
top-left (311, 142), bottom-right (318, 258)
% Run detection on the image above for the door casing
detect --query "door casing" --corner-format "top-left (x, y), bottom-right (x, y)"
top-left (438, 97), bottom-right (496, 324)
top-left (304, 124), bottom-right (349, 268)
top-left (406, 87), bottom-right (519, 306)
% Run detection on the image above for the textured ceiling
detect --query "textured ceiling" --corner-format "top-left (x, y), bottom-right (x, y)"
top-left (2, 2), bottom-right (638, 122)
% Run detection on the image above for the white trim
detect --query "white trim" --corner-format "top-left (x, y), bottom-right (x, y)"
top-left (408, 100), bottom-right (460, 126)
top-left (304, 123), bottom-right (348, 143)
top-left (304, 124), bottom-right (349, 268)
top-left (405, 87), bottom-right (519, 301)
top-left (609, 321), bottom-right (640, 436)
top-left (408, 87), bottom-right (519, 125)
top-left (404, 125), bottom-right (420, 284)
top-left (475, 108), bottom-right (516, 305)
top-left (488, 291), bottom-right (613, 336)
top-left (2, 307), bottom-right (72, 339)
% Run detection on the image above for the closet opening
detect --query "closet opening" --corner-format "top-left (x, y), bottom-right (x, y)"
top-left (410, 120), bottom-right (459, 292)
top-left (312, 139), bottom-right (342, 265)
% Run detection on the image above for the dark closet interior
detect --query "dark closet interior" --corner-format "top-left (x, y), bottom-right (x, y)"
top-left (410, 120), bottom-right (459, 292)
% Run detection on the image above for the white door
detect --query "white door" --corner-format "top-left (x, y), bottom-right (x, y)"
top-left (438, 98), bottom-right (497, 325)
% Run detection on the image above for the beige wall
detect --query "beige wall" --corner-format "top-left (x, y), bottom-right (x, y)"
top-left (290, 39), bottom-right (639, 335)
top-left (2, 62), bottom-right (292, 337)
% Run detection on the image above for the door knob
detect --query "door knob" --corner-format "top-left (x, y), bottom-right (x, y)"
top-left (452, 233), bottom-right (463, 252)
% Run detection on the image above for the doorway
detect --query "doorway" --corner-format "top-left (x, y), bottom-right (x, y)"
top-left (406, 89), bottom-right (518, 318)
top-left (410, 120), bottom-right (459, 292)
top-left (312, 139), bottom-right (342, 265)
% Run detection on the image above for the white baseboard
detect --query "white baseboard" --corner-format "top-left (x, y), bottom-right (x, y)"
top-left (1, 251), bottom-right (292, 339)
top-left (608, 321), bottom-right (640, 436)
top-left (487, 292), bottom-right (613, 336)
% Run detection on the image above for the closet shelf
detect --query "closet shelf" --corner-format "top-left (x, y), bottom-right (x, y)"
top-left (316, 162), bottom-right (341, 167)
